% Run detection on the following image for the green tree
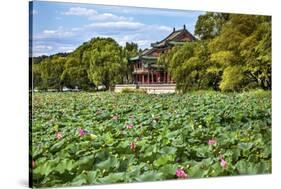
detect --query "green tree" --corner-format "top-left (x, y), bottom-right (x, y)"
top-left (84, 38), bottom-right (124, 90)
top-left (40, 55), bottom-right (66, 90)
top-left (208, 14), bottom-right (271, 91)
top-left (32, 62), bottom-right (43, 90)
top-left (158, 13), bottom-right (271, 92)
top-left (158, 41), bottom-right (210, 93)
top-left (195, 12), bottom-right (229, 40)
top-left (219, 65), bottom-right (245, 91)
top-left (239, 21), bottom-right (272, 90)
top-left (121, 42), bottom-right (138, 83)
top-left (60, 57), bottom-right (93, 90)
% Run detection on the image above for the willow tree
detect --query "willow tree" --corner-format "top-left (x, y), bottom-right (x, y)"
top-left (83, 38), bottom-right (124, 90)
top-left (158, 41), bottom-right (210, 93)
top-left (60, 57), bottom-right (93, 90)
top-left (122, 42), bottom-right (138, 84)
top-left (40, 55), bottom-right (66, 90)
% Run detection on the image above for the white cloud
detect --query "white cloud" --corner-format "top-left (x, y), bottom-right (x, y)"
top-left (43, 30), bottom-right (56, 34)
top-left (35, 27), bottom-right (74, 40)
top-left (63, 7), bottom-right (132, 22)
top-left (158, 25), bottom-right (172, 32)
top-left (107, 6), bottom-right (204, 18)
top-left (58, 46), bottom-right (76, 53)
top-left (85, 21), bottom-right (144, 30)
top-left (71, 27), bottom-right (83, 31)
top-left (83, 22), bottom-right (172, 37)
top-left (34, 45), bottom-right (53, 50)
top-left (64, 7), bottom-right (97, 16)
top-left (33, 7), bottom-right (190, 56)
top-left (32, 41), bottom-right (77, 56)
top-left (135, 40), bottom-right (152, 47)
top-left (33, 45), bottom-right (52, 56)
top-left (117, 37), bottom-right (151, 48)
top-left (90, 13), bottom-right (132, 22)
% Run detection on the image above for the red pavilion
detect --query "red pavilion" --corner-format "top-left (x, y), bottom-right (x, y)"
top-left (129, 25), bottom-right (196, 84)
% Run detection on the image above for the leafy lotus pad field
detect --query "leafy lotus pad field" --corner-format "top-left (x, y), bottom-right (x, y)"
top-left (31, 91), bottom-right (271, 187)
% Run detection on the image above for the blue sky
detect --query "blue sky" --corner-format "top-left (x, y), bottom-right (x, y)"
top-left (31, 1), bottom-right (204, 56)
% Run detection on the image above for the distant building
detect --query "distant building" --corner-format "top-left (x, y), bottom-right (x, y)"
top-left (129, 25), bottom-right (196, 84)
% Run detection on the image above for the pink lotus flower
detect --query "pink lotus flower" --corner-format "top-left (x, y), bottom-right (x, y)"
top-left (78, 128), bottom-right (86, 137)
top-left (130, 142), bottom-right (136, 151)
top-left (220, 158), bottom-right (227, 168)
top-left (56, 132), bottom-right (63, 140)
top-left (208, 139), bottom-right (216, 145)
top-left (176, 168), bottom-right (187, 178)
top-left (127, 124), bottom-right (134, 129)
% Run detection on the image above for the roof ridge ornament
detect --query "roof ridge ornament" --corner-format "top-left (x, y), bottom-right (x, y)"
top-left (183, 24), bottom-right (186, 30)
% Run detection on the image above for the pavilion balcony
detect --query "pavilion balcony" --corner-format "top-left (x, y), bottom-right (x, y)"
top-left (133, 68), bottom-right (149, 74)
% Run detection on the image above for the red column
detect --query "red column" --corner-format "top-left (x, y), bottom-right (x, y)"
top-left (142, 74), bottom-right (144, 84)
top-left (148, 72), bottom-right (150, 84)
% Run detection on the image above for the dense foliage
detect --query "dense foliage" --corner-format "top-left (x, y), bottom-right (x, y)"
top-left (32, 39), bottom-right (138, 90)
top-left (194, 12), bottom-right (229, 40)
top-left (158, 14), bottom-right (271, 92)
top-left (31, 91), bottom-right (271, 187)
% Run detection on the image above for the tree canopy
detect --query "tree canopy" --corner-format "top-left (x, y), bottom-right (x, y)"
top-left (194, 12), bottom-right (229, 40)
top-left (32, 38), bottom-right (138, 91)
top-left (158, 13), bottom-right (271, 92)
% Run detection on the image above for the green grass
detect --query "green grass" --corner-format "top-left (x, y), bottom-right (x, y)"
top-left (31, 91), bottom-right (272, 187)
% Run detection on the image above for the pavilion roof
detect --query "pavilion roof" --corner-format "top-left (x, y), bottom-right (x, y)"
top-left (168, 41), bottom-right (187, 45)
top-left (129, 26), bottom-right (196, 63)
top-left (151, 26), bottom-right (196, 48)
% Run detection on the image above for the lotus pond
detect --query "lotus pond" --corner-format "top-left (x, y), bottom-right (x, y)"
top-left (31, 90), bottom-right (271, 187)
